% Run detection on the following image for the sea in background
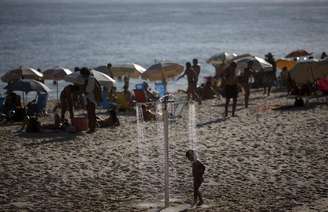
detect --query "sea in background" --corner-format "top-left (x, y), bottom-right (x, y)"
top-left (1, 0), bottom-right (328, 99)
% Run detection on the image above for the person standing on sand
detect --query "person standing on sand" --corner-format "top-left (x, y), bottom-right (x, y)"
top-left (192, 58), bottom-right (201, 86)
top-left (239, 61), bottom-right (255, 108)
top-left (186, 150), bottom-right (205, 207)
top-left (60, 84), bottom-right (79, 122)
top-left (264, 52), bottom-right (277, 96)
top-left (107, 63), bottom-right (114, 79)
top-left (222, 62), bottom-right (241, 117)
top-left (177, 62), bottom-right (202, 104)
top-left (81, 67), bottom-right (97, 133)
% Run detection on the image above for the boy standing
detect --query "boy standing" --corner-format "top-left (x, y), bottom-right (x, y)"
top-left (186, 150), bottom-right (205, 206)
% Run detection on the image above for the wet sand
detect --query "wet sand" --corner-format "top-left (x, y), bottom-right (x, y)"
top-left (0, 89), bottom-right (328, 211)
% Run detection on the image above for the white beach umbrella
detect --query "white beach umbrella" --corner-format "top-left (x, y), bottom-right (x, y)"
top-left (233, 55), bottom-right (273, 75)
top-left (65, 70), bottom-right (115, 87)
top-left (142, 62), bottom-right (184, 81)
top-left (95, 64), bottom-right (146, 78)
top-left (1, 67), bottom-right (43, 83)
top-left (4, 79), bottom-right (50, 93)
top-left (43, 67), bottom-right (73, 100)
top-left (207, 52), bottom-right (238, 65)
top-left (43, 67), bottom-right (72, 81)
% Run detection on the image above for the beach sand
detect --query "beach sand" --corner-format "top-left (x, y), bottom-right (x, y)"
top-left (0, 89), bottom-right (327, 211)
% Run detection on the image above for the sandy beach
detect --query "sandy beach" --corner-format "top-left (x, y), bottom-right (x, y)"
top-left (0, 89), bottom-right (327, 211)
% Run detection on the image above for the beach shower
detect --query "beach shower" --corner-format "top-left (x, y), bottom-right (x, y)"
top-left (136, 98), bottom-right (197, 209)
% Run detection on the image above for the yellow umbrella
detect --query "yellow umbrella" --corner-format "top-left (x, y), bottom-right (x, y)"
top-left (276, 58), bottom-right (297, 71)
top-left (142, 62), bottom-right (184, 81)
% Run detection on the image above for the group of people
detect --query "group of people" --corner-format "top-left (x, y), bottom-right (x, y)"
top-left (177, 59), bottom-right (202, 105)
top-left (58, 67), bottom-right (119, 133)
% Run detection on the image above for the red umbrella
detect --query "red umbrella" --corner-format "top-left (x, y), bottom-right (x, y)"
top-left (286, 50), bottom-right (312, 58)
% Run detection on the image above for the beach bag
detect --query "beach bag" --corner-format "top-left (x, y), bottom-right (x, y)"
top-left (94, 79), bottom-right (102, 103)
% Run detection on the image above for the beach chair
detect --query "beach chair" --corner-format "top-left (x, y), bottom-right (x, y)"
top-left (36, 93), bottom-right (48, 115)
top-left (133, 89), bottom-right (147, 103)
top-left (155, 82), bottom-right (167, 97)
top-left (98, 88), bottom-right (116, 111)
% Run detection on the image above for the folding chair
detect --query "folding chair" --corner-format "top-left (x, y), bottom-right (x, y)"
top-left (133, 89), bottom-right (147, 103)
top-left (155, 82), bottom-right (167, 97)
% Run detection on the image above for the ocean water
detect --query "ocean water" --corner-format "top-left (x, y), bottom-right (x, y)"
top-left (1, 0), bottom-right (328, 98)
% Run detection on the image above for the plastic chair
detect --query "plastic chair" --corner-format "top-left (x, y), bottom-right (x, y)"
top-left (154, 82), bottom-right (167, 97)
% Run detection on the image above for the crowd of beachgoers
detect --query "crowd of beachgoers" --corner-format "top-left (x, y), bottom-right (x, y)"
top-left (0, 50), bottom-right (327, 211)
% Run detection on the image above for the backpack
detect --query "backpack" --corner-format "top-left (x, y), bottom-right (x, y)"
top-left (93, 79), bottom-right (102, 103)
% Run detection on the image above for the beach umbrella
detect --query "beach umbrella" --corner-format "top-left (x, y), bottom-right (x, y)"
top-left (141, 62), bottom-right (184, 81)
top-left (233, 55), bottom-right (273, 75)
top-left (95, 64), bottom-right (146, 78)
top-left (286, 49), bottom-right (312, 58)
top-left (1, 67), bottom-right (43, 83)
top-left (43, 67), bottom-right (73, 100)
top-left (65, 69), bottom-right (115, 87)
top-left (289, 60), bottom-right (328, 84)
top-left (207, 52), bottom-right (238, 65)
top-left (43, 67), bottom-right (72, 80)
top-left (4, 79), bottom-right (50, 93)
top-left (276, 58), bottom-right (297, 71)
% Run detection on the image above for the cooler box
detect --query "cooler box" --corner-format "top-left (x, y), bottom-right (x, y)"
top-left (71, 116), bottom-right (88, 131)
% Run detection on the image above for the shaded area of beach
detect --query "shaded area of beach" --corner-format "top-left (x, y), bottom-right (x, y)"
top-left (0, 90), bottom-right (327, 211)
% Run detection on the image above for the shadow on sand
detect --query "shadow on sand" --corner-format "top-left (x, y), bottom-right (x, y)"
top-left (196, 117), bottom-right (226, 128)
top-left (272, 102), bottom-right (323, 112)
top-left (17, 131), bottom-right (81, 146)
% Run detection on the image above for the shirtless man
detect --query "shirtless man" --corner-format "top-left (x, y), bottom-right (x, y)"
top-left (177, 62), bottom-right (201, 104)
top-left (239, 61), bottom-right (255, 108)
top-left (192, 58), bottom-right (201, 86)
